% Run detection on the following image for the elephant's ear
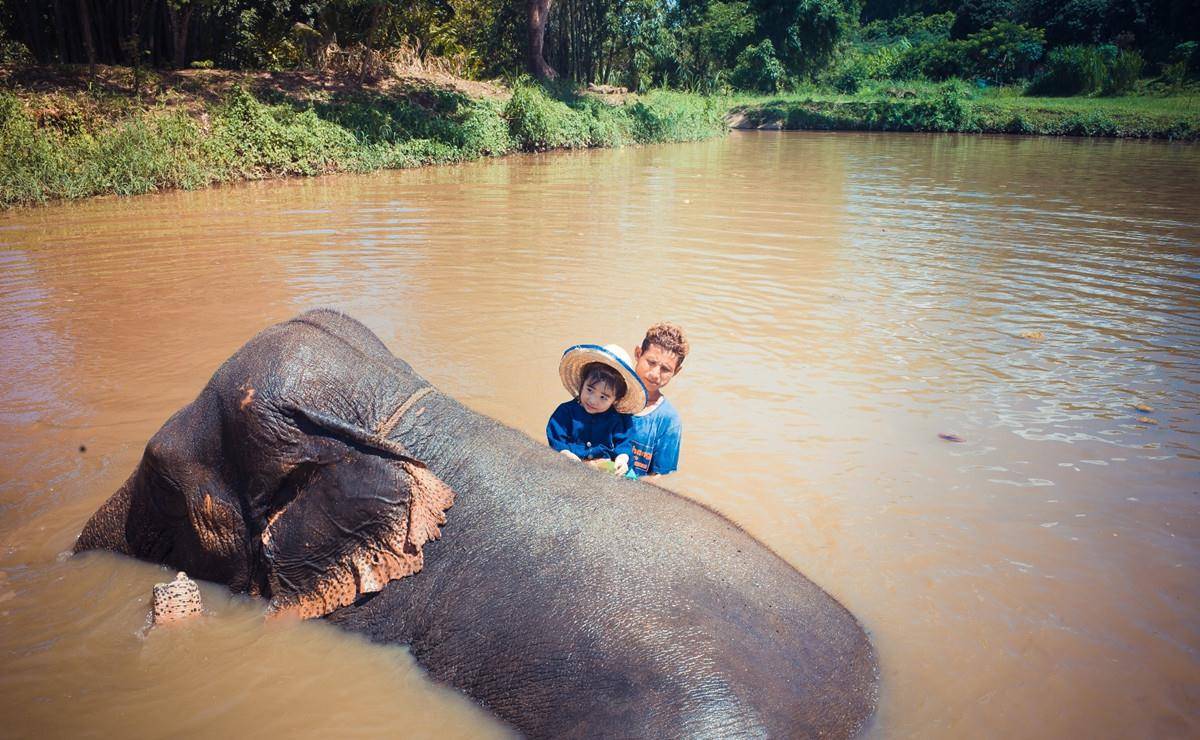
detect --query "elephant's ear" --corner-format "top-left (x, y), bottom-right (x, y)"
top-left (260, 426), bottom-right (454, 620)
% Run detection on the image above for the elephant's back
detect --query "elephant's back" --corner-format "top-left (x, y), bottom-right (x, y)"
top-left (342, 410), bottom-right (879, 738)
top-left (563, 469), bottom-right (879, 736)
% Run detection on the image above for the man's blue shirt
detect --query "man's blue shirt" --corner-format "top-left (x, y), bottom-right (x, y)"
top-left (546, 401), bottom-right (633, 460)
top-left (628, 396), bottom-right (682, 476)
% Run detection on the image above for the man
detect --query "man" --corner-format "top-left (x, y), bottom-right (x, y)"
top-left (628, 322), bottom-right (688, 479)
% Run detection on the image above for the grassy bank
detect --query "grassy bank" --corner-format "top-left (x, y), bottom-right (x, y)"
top-left (728, 82), bottom-right (1200, 139)
top-left (0, 67), bottom-right (726, 208)
top-left (3, 67), bottom-right (1197, 209)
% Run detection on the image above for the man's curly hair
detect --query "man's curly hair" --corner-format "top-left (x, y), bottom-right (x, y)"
top-left (640, 322), bottom-right (689, 369)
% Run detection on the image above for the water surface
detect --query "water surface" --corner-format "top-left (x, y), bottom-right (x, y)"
top-left (1, 132), bottom-right (1198, 737)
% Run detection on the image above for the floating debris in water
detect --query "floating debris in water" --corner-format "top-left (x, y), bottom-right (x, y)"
top-left (1131, 403), bottom-right (1153, 412)
top-left (938, 433), bottom-right (965, 443)
top-left (1040, 522), bottom-right (1059, 528)
top-left (1019, 330), bottom-right (1045, 341)
top-left (1137, 416), bottom-right (1158, 425)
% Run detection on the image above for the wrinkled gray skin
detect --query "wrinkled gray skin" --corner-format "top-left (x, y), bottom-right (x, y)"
top-left (75, 309), bottom-right (878, 738)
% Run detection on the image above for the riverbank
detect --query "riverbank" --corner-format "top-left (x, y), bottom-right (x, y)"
top-left (3, 67), bottom-right (1197, 208)
top-left (0, 66), bottom-right (726, 208)
top-left (727, 82), bottom-right (1200, 139)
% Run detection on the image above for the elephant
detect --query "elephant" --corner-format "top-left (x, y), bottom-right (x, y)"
top-left (74, 309), bottom-right (879, 738)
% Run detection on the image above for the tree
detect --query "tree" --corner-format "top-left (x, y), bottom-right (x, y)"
top-left (528, 0), bottom-right (557, 77)
top-left (165, 0), bottom-right (197, 68)
top-left (752, 0), bottom-right (856, 77)
top-left (681, 0), bottom-right (756, 86)
top-left (950, 0), bottom-right (1016, 39)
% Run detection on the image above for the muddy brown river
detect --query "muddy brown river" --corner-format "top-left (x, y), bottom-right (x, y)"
top-left (1, 132), bottom-right (1197, 737)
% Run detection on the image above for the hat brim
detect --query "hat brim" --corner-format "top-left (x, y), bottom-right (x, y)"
top-left (558, 345), bottom-right (647, 415)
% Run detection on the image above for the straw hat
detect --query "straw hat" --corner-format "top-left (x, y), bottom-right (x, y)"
top-left (558, 344), bottom-right (647, 415)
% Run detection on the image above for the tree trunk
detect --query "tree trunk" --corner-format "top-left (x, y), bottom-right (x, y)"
top-left (527, 0), bottom-right (557, 79)
top-left (77, 0), bottom-right (97, 68)
top-left (365, 3), bottom-right (384, 48)
top-left (166, 2), bottom-right (194, 68)
top-left (53, 0), bottom-right (70, 62)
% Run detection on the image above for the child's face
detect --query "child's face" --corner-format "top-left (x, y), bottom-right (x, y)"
top-left (579, 378), bottom-right (618, 415)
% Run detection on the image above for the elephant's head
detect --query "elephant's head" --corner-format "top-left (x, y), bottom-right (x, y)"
top-left (75, 382), bottom-right (455, 620)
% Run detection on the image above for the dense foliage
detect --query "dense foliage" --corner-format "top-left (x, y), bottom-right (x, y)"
top-left (0, 0), bottom-right (1196, 93)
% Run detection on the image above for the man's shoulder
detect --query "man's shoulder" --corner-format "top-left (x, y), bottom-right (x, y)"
top-left (656, 396), bottom-right (682, 425)
top-left (634, 397), bottom-right (681, 429)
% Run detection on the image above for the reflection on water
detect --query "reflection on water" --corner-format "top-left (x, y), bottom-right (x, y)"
top-left (1, 132), bottom-right (1198, 737)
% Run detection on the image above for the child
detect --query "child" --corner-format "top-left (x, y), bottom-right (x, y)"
top-left (547, 343), bottom-right (648, 476)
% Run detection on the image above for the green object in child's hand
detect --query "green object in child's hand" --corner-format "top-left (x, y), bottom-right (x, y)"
top-left (596, 460), bottom-right (616, 473)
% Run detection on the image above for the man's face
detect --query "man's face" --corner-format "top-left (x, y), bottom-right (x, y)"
top-left (633, 343), bottom-right (679, 399)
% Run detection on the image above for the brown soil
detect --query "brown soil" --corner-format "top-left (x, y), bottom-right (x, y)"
top-left (0, 63), bottom-right (509, 119)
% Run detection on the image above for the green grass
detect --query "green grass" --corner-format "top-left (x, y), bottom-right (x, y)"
top-left (0, 80), bottom-right (728, 208)
top-left (728, 82), bottom-right (1200, 139)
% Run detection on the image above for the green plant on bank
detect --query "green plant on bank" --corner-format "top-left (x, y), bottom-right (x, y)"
top-left (860, 11), bottom-right (955, 45)
top-left (208, 87), bottom-right (359, 177)
top-left (1028, 45), bottom-right (1108, 95)
top-left (963, 21), bottom-right (1044, 84)
top-left (731, 39), bottom-right (787, 93)
top-left (628, 90), bottom-right (727, 142)
top-left (1103, 50), bottom-right (1144, 95)
top-left (504, 82), bottom-right (606, 149)
top-left (1158, 42), bottom-right (1199, 91)
top-left (729, 82), bottom-right (1198, 139)
top-left (0, 81), bottom-right (730, 207)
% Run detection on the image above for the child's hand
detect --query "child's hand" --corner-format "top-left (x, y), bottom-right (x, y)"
top-left (613, 454), bottom-right (629, 476)
top-left (560, 449), bottom-right (581, 461)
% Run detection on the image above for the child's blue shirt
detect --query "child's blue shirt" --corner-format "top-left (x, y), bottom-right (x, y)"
top-left (628, 396), bottom-right (682, 476)
top-left (546, 401), bottom-right (633, 460)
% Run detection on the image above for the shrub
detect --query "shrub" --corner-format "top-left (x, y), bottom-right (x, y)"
top-left (952, 0), bottom-right (1017, 39)
top-left (208, 87), bottom-right (357, 176)
top-left (69, 118), bottom-right (182, 197)
top-left (731, 39), bottom-right (787, 93)
top-left (576, 96), bottom-right (636, 148)
top-left (454, 100), bottom-right (513, 156)
top-left (1102, 50), bottom-right (1144, 95)
top-left (502, 82), bottom-right (592, 150)
top-left (0, 94), bottom-right (62, 205)
top-left (1161, 42), bottom-right (1197, 88)
top-left (963, 21), bottom-right (1044, 84)
top-left (915, 80), bottom-right (976, 130)
top-left (861, 12), bottom-right (954, 45)
top-left (627, 91), bottom-right (725, 143)
top-left (1028, 45), bottom-right (1106, 95)
top-left (827, 61), bottom-right (867, 93)
top-left (1173, 41), bottom-right (1199, 73)
top-left (901, 39), bottom-right (971, 81)
top-left (0, 30), bottom-right (33, 66)
top-left (861, 80), bottom-right (976, 131)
